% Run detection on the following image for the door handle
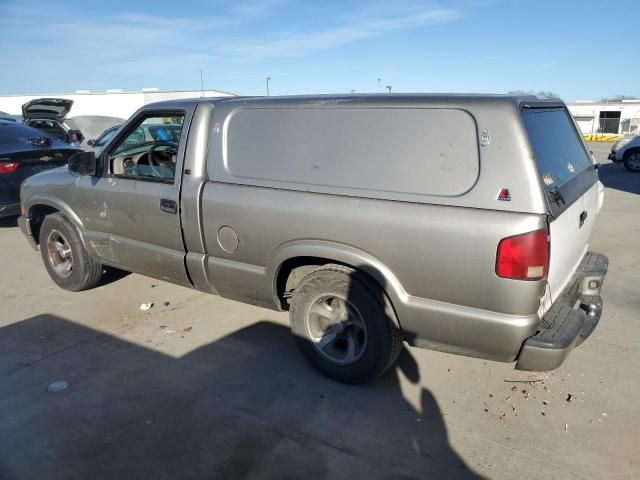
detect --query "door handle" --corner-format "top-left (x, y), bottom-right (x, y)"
top-left (160, 198), bottom-right (177, 214)
top-left (579, 210), bottom-right (588, 227)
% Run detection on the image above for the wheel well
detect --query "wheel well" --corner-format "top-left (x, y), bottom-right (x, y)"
top-left (276, 256), bottom-right (402, 329)
top-left (624, 147), bottom-right (640, 159)
top-left (275, 256), bottom-right (397, 310)
top-left (276, 257), bottom-right (337, 309)
top-left (29, 205), bottom-right (59, 244)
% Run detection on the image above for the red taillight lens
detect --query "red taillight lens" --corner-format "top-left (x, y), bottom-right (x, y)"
top-left (0, 161), bottom-right (20, 174)
top-left (496, 228), bottom-right (549, 280)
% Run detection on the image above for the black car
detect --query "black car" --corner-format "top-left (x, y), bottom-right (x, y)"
top-left (22, 98), bottom-right (83, 145)
top-left (0, 119), bottom-right (77, 218)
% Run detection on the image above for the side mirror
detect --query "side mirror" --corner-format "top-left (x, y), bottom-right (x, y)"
top-left (68, 151), bottom-right (97, 176)
top-left (87, 139), bottom-right (96, 147)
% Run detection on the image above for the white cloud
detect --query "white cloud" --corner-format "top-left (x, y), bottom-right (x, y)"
top-left (0, 0), bottom-right (462, 92)
top-left (225, 7), bottom-right (460, 58)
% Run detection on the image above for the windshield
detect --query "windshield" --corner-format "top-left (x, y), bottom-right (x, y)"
top-left (96, 126), bottom-right (118, 146)
top-left (523, 109), bottom-right (593, 189)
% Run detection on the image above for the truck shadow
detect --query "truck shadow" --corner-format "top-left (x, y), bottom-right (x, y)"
top-left (598, 162), bottom-right (640, 195)
top-left (0, 314), bottom-right (483, 480)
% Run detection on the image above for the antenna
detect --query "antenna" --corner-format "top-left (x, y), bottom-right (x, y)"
top-left (200, 70), bottom-right (204, 97)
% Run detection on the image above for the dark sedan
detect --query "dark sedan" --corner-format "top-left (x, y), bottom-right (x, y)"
top-left (0, 119), bottom-right (77, 218)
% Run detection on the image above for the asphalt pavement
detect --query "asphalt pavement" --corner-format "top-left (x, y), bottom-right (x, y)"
top-left (0, 142), bottom-right (638, 479)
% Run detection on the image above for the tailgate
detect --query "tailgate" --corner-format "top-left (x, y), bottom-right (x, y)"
top-left (522, 107), bottom-right (600, 303)
top-left (547, 182), bottom-right (599, 300)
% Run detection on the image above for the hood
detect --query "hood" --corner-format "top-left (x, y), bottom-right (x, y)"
top-left (22, 98), bottom-right (73, 121)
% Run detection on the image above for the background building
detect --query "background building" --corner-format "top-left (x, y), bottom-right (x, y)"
top-left (568, 99), bottom-right (640, 138)
top-left (0, 88), bottom-right (234, 121)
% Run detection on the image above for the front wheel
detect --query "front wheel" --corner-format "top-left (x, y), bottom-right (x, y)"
top-left (39, 212), bottom-right (103, 291)
top-left (289, 264), bottom-right (403, 384)
top-left (623, 150), bottom-right (640, 172)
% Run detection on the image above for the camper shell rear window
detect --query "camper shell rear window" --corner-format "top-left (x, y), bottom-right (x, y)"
top-left (523, 108), bottom-right (597, 216)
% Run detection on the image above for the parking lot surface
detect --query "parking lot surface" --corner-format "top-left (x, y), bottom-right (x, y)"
top-left (0, 142), bottom-right (638, 479)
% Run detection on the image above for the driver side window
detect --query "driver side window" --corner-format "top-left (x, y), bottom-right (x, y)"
top-left (108, 113), bottom-right (184, 182)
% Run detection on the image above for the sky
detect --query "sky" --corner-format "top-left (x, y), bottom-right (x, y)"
top-left (0, 0), bottom-right (638, 101)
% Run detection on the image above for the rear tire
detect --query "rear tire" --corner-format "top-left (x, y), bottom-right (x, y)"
top-left (289, 264), bottom-right (403, 384)
top-left (39, 212), bottom-right (103, 291)
top-left (623, 150), bottom-right (640, 172)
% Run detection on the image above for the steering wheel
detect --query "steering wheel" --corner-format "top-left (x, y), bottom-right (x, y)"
top-left (147, 141), bottom-right (178, 166)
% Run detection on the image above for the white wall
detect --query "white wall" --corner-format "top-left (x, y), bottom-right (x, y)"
top-left (0, 89), bottom-right (234, 120)
top-left (568, 101), bottom-right (640, 134)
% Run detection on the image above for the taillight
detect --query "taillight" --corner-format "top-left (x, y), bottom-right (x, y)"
top-left (0, 160), bottom-right (20, 174)
top-left (496, 228), bottom-right (549, 280)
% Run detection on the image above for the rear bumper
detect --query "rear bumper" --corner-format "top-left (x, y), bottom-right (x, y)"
top-left (0, 202), bottom-right (21, 219)
top-left (516, 252), bottom-right (608, 371)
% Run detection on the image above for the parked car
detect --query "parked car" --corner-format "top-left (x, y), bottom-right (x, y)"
top-left (0, 111), bottom-right (17, 123)
top-left (0, 119), bottom-right (77, 218)
top-left (608, 135), bottom-right (640, 172)
top-left (22, 98), bottom-right (84, 145)
top-left (87, 122), bottom-right (182, 155)
top-left (86, 124), bottom-right (120, 154)
top-left (18, 94), bottom-right (608, 384)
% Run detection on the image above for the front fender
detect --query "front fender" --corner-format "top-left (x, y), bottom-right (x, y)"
top-left (26, 193), bottom-right (84, 231)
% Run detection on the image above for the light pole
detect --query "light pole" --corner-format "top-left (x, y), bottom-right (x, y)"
top-left (386, 85), bottom-right (392, 93)
top-left (266, 77), bottom-right (271, 96)
top-left (377, 78), bottom-right (381, 93)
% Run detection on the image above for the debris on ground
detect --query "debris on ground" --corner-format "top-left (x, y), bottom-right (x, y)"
top-left (565, 422), bottom-right (568, 431)
top-left (601, 412), bottom-right (608, 417)
top-left (163, 301), bottom-right (170, 307)
top-left (566, 393), bottom-right (574, 402)
top-left (542, 400), bottom-right (549, 405)
top-left (504, 378), bottom-right (543, 383)
top-left (47, 380), bottom-right (68, 393)
top-left (160, 325), bottom-right (166, 329)
top-left (140, 302), bottom-right (153, 311)
top-left (183, 326), bottom-right (193, 332)
top-left (151, 284), bottom-right (157, 288)
top-left (164, 329), bottom-right (176, 334)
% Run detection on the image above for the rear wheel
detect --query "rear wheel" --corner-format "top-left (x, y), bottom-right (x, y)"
top-left (623, 150), bottom-right (640, 172)
top-left (39, 213), bottom-right (103, 291)
top-left (289, 264), bottom-right (403, 384)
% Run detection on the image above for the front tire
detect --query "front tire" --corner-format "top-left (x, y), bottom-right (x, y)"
top-left (289, 264), bottom-right (403, 384)
top-left (623, 150), bottom-right (640, 172)
top-left (39, 212), bottom-right (103, 291)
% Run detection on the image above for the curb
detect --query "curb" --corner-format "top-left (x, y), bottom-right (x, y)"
top-left (583, 134), bottom-right (623, 142)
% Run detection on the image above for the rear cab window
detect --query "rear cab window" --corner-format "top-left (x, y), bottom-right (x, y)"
top-left (522, 108), bottom-right (597, 217)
